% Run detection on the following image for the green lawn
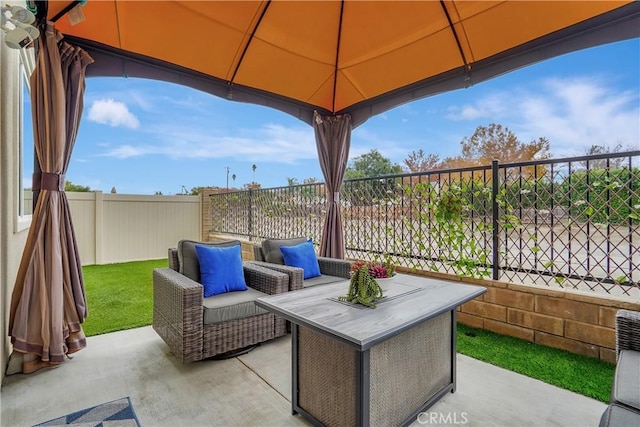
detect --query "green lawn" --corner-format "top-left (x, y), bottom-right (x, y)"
top-left (457, 323), bottom-right (614, 402)
top-left (82, 259), bottom-right (167, 337)
top-left (82, 259), bottom-right (615, 402)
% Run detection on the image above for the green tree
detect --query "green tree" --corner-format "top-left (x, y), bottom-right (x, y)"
top-left (65, 181), bottom-right (91, 192)
top-left (345, 149), bottom-right (402, 179)
top-left (344, 149), bottom-right (402, 205)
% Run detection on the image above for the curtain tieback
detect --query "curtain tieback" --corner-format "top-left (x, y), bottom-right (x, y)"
top-left (32, 172), bottom-right (66, 191)
top-left (329, 192), bottom-right (340, 204)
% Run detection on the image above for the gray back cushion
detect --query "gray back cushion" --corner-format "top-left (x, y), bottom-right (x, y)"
top-left (262, 237), bottom-right (308, 265)
top-left (178, 240), bottom-right (241, 283)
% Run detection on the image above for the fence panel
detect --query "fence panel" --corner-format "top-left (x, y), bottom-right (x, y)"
top-left (101, 194), bottom-right (200, 264)
top-left (25, 192), bottom-right (201, 265)
top-left (210, 151), bottom-right (640, 297)
top-left (496, 154), bottom-right (639, 296)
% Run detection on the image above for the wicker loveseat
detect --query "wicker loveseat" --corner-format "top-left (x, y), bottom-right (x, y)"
top-left (599, 309), bottom-right (640, 426)
top-left (153, 240), bottom-right (289, 363)
top-left (251, 237), bottom-right (352, 291)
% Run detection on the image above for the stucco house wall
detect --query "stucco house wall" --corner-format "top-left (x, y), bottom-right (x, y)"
top-left (0, 34), bottom-right (31, 379)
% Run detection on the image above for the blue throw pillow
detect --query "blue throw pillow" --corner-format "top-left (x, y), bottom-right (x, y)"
top-left (280, 240), bottom-right (321, 279)
top-left (195, 244), bottom-right (247, 297)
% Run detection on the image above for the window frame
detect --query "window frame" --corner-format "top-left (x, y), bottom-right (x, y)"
top-left (14, 48), bottom-right (35, 232)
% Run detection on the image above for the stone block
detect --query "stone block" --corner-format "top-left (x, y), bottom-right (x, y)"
top-left (600, 347), bottom-right (617, 365)
top-left (599, 306), bottom-right (619, 329)
top-left (461, 300), bottom-right (506, 322)
top-left (484, 288), bottom-right (534, 310)
top-left (508, 282), bottom-right (566, 298)
top-left (535, 331), bottom-right (599, 359)
top-left (507, 309), bottom-right (564, 335)
top-left (484, 319), bottom-right (534, 342)
top-left (535, 295), bottom-right (599, 324)
top-left (565, 320), bottom-right (615, 349)
top-left (457, 312), bottom-right (484, 329)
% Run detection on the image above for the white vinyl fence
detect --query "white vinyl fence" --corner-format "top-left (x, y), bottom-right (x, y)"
top-left (25, 191), bottom-right (201, 265)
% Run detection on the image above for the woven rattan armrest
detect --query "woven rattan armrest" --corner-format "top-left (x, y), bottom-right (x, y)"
top-left (168, 248), bottom-right (179, 271)
top-left (317, 257), bottom-right (352, 279)
top-left (243, 262), bottom-right (290, 295)
top-left (253, 244), bottom-right (265, 262)
top-left (248, 261), bottom-right (304, 291)
top-left (616, 309), bottom-right (640, 355)
top-left (152, 267), bottom-right (204, 363)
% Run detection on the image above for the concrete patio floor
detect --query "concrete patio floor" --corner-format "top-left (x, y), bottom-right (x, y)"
top-left (1, 326), bottom-right (606, 427)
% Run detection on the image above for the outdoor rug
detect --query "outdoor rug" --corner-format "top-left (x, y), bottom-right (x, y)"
top-left (33, 396), bottom-right (141, 426)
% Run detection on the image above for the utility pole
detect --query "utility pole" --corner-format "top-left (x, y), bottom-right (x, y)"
top-left (225, 166), bottom-right (231, 190)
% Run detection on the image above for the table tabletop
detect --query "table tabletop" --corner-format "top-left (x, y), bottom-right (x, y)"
top-left (256, 273), bottom-right (486, 350)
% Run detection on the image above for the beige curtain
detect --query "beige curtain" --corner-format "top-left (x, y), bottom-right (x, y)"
top-left (313, 111), bottom-right (352, 259)
top-left (8, 22), bottom-right (93, 374)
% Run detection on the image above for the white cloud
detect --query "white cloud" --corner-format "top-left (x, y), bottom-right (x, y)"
top-left (519, 77), bottom-right (639, 157)
top-left (350, 128), bottom-right (415, 162)
top-left (88, 99), bottom-right (140, 129)
top-left (103, 145), bottom-right (146, 158)
top-left (446, 93), bottom-right (508, 120)
top-left (101, 123), bottom-right (317, 163)
top-left (445, 76), bottom-right (639, 158)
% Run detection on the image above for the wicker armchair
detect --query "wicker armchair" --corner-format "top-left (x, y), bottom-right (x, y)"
top-left (251, 237), bottom-right (352, 291)
top-left (599, 309), bottom-right (640, 427)
top-left (615, 309), bottom-right (640, 356)
top-left (153, 241), bottom-right (289, 363)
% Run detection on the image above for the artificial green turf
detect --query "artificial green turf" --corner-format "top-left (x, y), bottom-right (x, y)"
top-left (81, 259), bottom-right (616, 402)
top-left (457, 323), bottom-right (615, 402)
top-left (82, 259), bottom-right (167, 337)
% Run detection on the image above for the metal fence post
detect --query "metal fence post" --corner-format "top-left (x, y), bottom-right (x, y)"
top-left (248, 188), bottom-right (254, 241)
top-left (492, 160), bottom-right (500, 280)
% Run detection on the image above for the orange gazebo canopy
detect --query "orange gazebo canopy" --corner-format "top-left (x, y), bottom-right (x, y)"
top-left (43, 0), bottom-right (639, 126)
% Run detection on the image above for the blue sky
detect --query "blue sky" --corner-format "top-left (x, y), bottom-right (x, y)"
top-left (24, 38), bottom-right (639, 195)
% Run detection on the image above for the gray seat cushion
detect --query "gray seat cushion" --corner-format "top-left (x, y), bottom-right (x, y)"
top-left (261, 237), bottom-right (308, 265)
top-left (599, 403), bottom-right (640, 427)
top-left (303, 274), bottom-right (346, 288)
top-left (612, 350), bottom-right (640, 409)
top-left (202, 287), bottom-right (269, 324)
top-left (178, 239), bottom-right (241, 283)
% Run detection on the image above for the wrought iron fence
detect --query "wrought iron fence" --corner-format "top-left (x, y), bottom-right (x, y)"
top-left (210, 151), bottom-right (640, 296)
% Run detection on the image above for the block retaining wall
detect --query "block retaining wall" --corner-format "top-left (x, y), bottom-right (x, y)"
top-left (397, 267), bottom-right (640, 364)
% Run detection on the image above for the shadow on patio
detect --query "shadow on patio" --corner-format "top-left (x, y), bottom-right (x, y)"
top-left (1, 326), bottom-right (605, 427)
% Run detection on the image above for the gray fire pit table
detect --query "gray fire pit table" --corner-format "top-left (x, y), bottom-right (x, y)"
top-left (256, 273), bottom-right (486, 427)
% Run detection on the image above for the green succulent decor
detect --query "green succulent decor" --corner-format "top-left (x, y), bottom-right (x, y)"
top-left (339, 265), bottom-right (384, 308)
